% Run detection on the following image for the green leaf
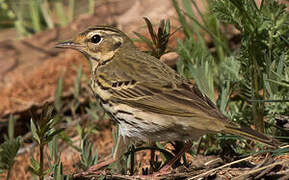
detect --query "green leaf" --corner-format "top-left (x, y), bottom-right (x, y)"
top-left (53, 162), bottom-right (64, 180)
top-left (93, 148), bottom-right (98, 165)
top-left (76, 124), bottom-right (84, 139)
top-left (164, 19), bottom-right (171, 36)
top-left (98, 175), bottom-right (106, 180)
top-left (54, 1), bottom-right (67, 26)
top-left (79, 139), bottom-right (98, 170)
top-left (46, 128), bottom-right (65, 143)
top-left (265, 79), bottom-right (289, 88)
top-left (28, 166), bottom-right (39, 176)
top-left (8, 115), bottom-right (15, 140)
top-left (143, 17), bottom-right (157, 45)
top-left (48, 136), bottom-right (59, 163)
top-left (29, 0), bottom-right (41, 33)
top-left (59, 131), bottom-right (81, 152)
top-left (0, 137), bottom-right (21, 170)
top-left (29, 156), bottom-right (40, 175)
top-left (219, 86), bottom-right (229, 115)
top-left (172, 0), bottom-right (192, 37)
top-left (30, 118), bottom-right (40, 144)
top-left (54, 77), bottom-right (63, 112)
top-left (155, 142), bottom-right (166, 162)
top-left (74, 66), bottom-right (83, 98)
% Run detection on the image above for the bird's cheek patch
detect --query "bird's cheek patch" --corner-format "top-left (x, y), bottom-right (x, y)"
top-left (111, 36), bottom-right (123, 50)
top-left (112, 41), bottom-right (122, 50)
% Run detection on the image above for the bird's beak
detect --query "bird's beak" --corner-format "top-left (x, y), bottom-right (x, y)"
top-left (55, 41), bottom-right (84, 49)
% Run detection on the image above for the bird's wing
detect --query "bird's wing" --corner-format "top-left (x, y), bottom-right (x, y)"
top-left (112, 81), bottom-right (222, 118)
top-left (99, 51), bottom-right (226, 120)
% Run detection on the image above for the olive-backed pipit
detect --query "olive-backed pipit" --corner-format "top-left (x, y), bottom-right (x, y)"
top-left (55, 26), bottom-right (279, 174)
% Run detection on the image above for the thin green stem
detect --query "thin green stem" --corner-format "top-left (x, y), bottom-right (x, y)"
top-left (182, 0), bottom-right (207, 50)
top-left (41, 0), bottom-right (54, 28)
top-left (68, 0), bottom-right (75, 22)
top-left (29, 0), bottom-right (41, 33)
top-left (190, 0), bottom-right (208, 29)
top-left (172, 0), bottom-right (193, 38)
top-left (8, 2), bottom-right (29, 36)
top-left (251, 45), bottom-right (264, 133)
top-left (183, 10), bottom-right (230, 54)
top-left (39, 144), bottom-right (44, 180)
top-left (88, 0), bottom-right (95, 15)
top-left (229, 0), bottom-right (255, 32)
top-left (6, 168), bottom-right (11, 180)
top-left (54, 1), bottom-right (67, 27)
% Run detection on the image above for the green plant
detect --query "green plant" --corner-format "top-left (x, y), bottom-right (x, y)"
top-left (54, 77), bottom-right (63, 113)
top-left (78, 139), bottom-right (98, 170)
top-left (212, 0), bottom-right (289, 133)
top-left (134, 17), bottom-right (171, 59)
top-left (0, 115), bottom-right (22, 180)
top-left (29, 104), bottom-right (64, 180)
top-left (0, 0), bottom-right (98, 37)
top-left (173, 0), bottom-right (289, 155)
top-left (88, 0), bottom-right (95, 15)
top-left (52, 162), bottom-right (71, 180)
top-left (173, 0), bottom-right (230, 104)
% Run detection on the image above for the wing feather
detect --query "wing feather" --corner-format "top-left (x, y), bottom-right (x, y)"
top-left (98, 50), bottom-right (226, 120)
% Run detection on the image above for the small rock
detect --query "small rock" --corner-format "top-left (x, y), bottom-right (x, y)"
top-left (160, 52), bottom-right (180, 67)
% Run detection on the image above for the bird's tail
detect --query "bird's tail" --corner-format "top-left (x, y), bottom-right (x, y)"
top-left (223, 125), bottom-right (281, 148)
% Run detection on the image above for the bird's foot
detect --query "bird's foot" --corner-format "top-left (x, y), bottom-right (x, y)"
top-left (138, 168), bottom-right (171, 179)
top-left (73, 158), bottom-right (115, 178)
top-left (88, 158), bottom-right (116, 172)
top-left (73, 169), bottom-right (105, 178)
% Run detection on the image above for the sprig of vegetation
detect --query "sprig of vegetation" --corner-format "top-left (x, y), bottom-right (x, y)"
top-left (78, 139), bottom-right (98, 170)
top-left (173, 0), bottom-right (229, 104)
top-left (52, 162), bottom-right (71, 180)
top-left (0, 116), bottom-right (22, 180)
top-left (173, 0), bottom-right (289, 155)
top-left (0, 0), bottom-right (98, 37)
top-left (134, 17), bottom-right (171, 59)
top-left (212, 0), bottom-right (289, 133)
top-left (54, 77), bottom-right (63, 113)
top-left (29, 104), bottom-right (64, 180)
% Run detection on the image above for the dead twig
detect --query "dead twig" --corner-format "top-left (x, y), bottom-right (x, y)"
top-left (232, 160), bottom-right (289, 180)
top-left (188, 155), bottom-right (254, 180)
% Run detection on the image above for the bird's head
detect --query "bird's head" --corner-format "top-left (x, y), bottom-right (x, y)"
top-left (55, 26), bottom-right (135, 62)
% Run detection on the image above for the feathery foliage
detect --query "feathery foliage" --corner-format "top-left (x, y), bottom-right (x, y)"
top-left (0, 116), bottom-right (22, 180)
top-left (174, 0), bottom-right (289, 154)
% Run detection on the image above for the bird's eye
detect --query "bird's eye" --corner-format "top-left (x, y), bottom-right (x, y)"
top-left (91, 34), bottom-right (101, 44)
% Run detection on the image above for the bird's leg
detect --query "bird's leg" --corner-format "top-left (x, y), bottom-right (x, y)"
top-left (88, 135), bottom-right (129, 172)
top-left (171, 141), bottom-right (187, 168)
top-left (154, 141), bottom-right (193, 176)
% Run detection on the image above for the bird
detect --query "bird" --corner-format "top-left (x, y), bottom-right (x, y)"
top-left (55, 25), bottom-right (279, 175)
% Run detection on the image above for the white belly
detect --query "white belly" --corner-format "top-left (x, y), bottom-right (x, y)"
top-left (101, 102), bottom-right (196, 142)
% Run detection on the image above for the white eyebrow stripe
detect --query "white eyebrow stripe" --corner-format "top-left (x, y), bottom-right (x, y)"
top-left (87, 30), bottom-right (119, 38)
